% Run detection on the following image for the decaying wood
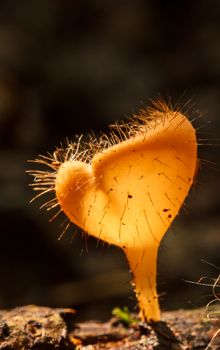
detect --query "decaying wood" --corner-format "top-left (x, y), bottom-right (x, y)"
top-left (0, 305), bottom-right (75, 349)
top-left (0, 305), bottom-right (219, 349)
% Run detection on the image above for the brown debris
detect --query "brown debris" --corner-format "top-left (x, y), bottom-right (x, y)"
top-left (0, 305), bottom-right (76, 349)
top-left (0, 305), bottom-right (219, 349)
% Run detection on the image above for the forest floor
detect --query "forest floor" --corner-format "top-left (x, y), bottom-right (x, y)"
top-left (0, 305), bottom-right (219, 349)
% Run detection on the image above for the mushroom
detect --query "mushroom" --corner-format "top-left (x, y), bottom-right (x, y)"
top-left (29, 101), bottom-right (197, 322)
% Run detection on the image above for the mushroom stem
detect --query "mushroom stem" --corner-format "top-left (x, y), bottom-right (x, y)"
top-left (126, 244), bottom-right (160, 322)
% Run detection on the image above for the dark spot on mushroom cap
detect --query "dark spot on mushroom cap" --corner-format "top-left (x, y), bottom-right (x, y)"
top-left (163, 208), bottom-right (170, 212)
top-left (168, 214), bottom-right (172, 218)
top-left (128, 194), bottom-right (133, 199)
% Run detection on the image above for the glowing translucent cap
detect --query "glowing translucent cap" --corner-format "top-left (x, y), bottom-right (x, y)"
top-left (55, 111), bottom-right (197, 250)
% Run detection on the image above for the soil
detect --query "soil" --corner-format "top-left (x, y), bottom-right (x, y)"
top-left (0, 305), bottom-right (219, 349)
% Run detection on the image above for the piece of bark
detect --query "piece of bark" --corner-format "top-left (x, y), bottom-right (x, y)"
top-left (0, 305), bottom-right (219, 349)
top-left (0, 305), bottom-right (75, 349)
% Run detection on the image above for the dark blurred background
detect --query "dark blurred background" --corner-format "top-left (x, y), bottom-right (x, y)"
top-left (0, 0), bottom-right (219, 321)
